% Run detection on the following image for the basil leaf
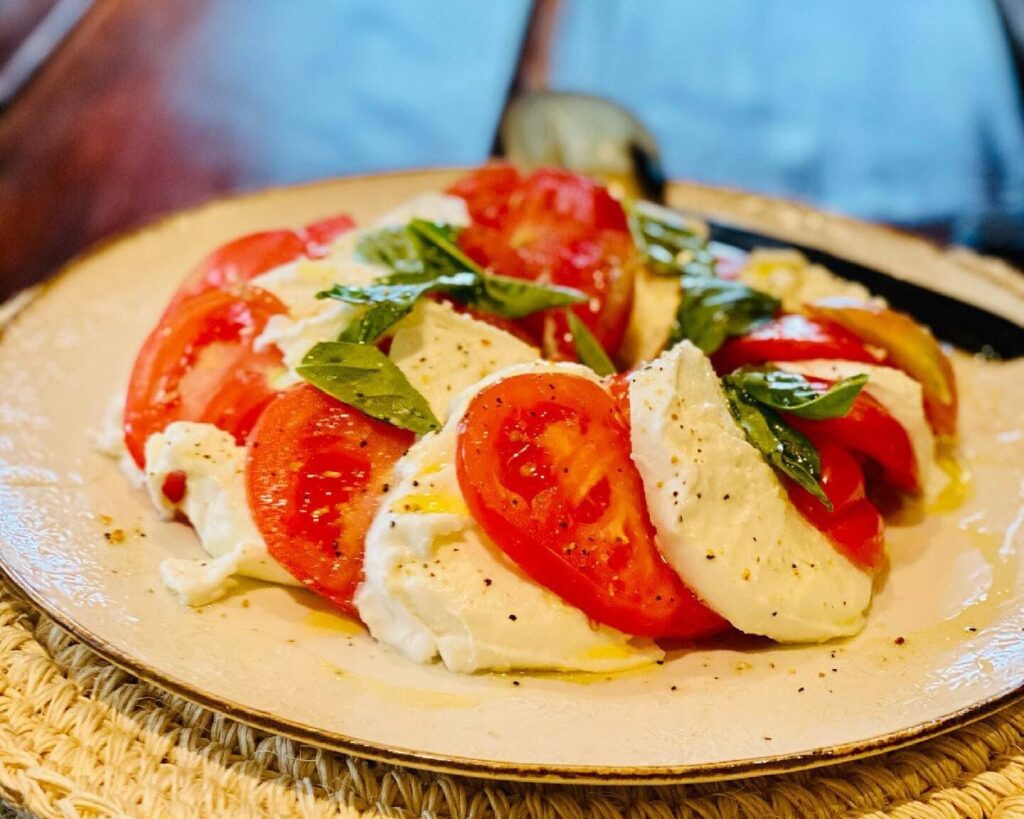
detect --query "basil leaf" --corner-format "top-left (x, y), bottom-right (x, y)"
top-left (627, 199), bottom-right (717, 278)
top-left (567, 311), bottom-right (616, 376)
top-left (723, 381), bottom-right (831, 510)
top-left (355, 226), bottom-right (424, 276)
top-left (297, 341), bottom-right (440, 435)
top-left (407, 219), bottom-right (483, 276)
top-left (473, 274), bottom-right (586, 318)
top-left (670, 274), bottom-right (781, 353)
top-left (349, 219), bottom-right (586, 321)
top-left (728, 367), bottom-right (869, 420)
top-left (319, 273), bottom-right (478, 343)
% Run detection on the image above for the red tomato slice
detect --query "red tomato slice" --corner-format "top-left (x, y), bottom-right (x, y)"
top-left (165, 214), bottom-right (354, 313)
top-left (246, 385), bottom-right (413, 616)
top-left (785, 438), bottom-right (885, 570)
top-left (447, 164), bottom-right (522, 228)
top-left (124, 286), bottom-right (286, 467)
top-left (544, 231), bottom-right (638, 360)
top-left (783, 376), bottom-right (919, 493)
top-left (712, 314), bottom-right (878, 375)
top-left (607, 372), bottom-right (632, 424)
top-left (303, 213), bottom-right (356, 255)
top-left (507, 168), bottom-right (629, 236)
top-left (454, 169), bottom-right (638, 361)
top-left (456, 373), bottom-right (728, 639)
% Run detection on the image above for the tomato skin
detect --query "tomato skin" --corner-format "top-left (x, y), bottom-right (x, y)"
top-left (161, 470), bottom-right (188, 504)
top-left (783, 376), bottom-right (919, 493)
top-left (303, 213), bottom-right (356, 254)
top-left (456, 373), bottom-right (728, 640)
top-left (785, 437), bottom-right (885, 570)
top-left (124, 286), bottom-right (286, 467)
top-left (447, 164), bottom-right (522, 228)
top-left (452, 168), bottom-right (638, 361)
top-left (712, 314), bottom-right (878, 375)
top-left (246, 385), bottom-right (413, 616)
top-left (165, 214), bottom-right (354, 313)
top-left (806, 301), bottom-right (958, 436)
top-left (508, 168), bottom-right (629, 235)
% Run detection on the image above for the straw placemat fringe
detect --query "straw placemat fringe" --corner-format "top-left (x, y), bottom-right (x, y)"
top-left (0, 583), bottom-right (1022, 817)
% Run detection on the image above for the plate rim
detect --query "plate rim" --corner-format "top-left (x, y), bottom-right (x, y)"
top-left (2, 168), bottom-right (1023, 785)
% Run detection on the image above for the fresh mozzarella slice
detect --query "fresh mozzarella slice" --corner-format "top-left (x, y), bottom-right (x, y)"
top-left (738, 249), bottom-right (879, 312)
top-left (773, 359), bottom-right (941, 498)
top-left (144, 422), bottom-right (299, 606)
top-left (621, 270), bottom-right (680, 367)
top-left (251, 234), bottom-right (381, 388)
top-left (388, 301), bottom-right (539, 421)
top-left (629, 342), bottom-right (873, 642)
top-left (251, 194), bottom-right (471, 388)
top-left (355, 361), bottom-right (663, 673)
top-left (373, 192), bottom-right (470, 229)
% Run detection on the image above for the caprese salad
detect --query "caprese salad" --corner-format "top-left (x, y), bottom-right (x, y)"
top-left (101, 166), bottom-right (959, 674)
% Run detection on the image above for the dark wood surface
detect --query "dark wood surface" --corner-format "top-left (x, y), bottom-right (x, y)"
top-left (0, 1), bottom-right (236, 299)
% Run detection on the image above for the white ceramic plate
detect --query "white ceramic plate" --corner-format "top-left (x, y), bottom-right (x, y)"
top-left (1, 170), bottom-right (1022, 784)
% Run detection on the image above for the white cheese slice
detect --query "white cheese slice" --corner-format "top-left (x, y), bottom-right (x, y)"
top-left (250, 193), bottom-right (471, 388)
top-left (389, 301), bottom-right (540, 421)
top-left (773, 359), bottom-right (941, 499)
top-left (628, 342), bottom-right (873, 642)
top-left (251, 234), bottom-right (380, 388)
top-left (738, 249), bottom-right (879, 312)
top-left (355, 361), bottom-right (663, 673)
top-left (143, 422), bottom-right (299, 606)
top-left (621, 270), bottom-right (680, 368)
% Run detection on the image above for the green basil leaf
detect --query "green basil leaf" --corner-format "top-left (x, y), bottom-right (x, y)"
top-left (297, 341), bottom-right (440, 435)
top-left (723, 381), bottom-right (832, 510)
top-left (473, 274), bottom-right (586, 318)
top-left (319, 273), bottom-right (478, 343)
top-left (669, 274), bottom-right (781, 354)
top-left (355, 226), bottom-right (424, 276)
top-left (567, 310), bottom-right (616, 376)
top-left (354, 219), bottom-right (586, 320)
top-left (407, 219), bottom-right (484, 276)
top-left (728, 367), bottom-right (869, 420)
top-left (626, 199), bottom-right (718, 278)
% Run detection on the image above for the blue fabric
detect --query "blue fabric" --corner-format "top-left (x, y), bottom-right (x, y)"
top-left (167, 1), bottom-right (1024, 233)
top-left (170, 0), bottom-right (530, 181)
top-left (550, 0), bottom-right (1024, 227)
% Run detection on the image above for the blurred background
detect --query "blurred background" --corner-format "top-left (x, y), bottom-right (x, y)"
top-left (1, 0), bottom-right (1023, 300)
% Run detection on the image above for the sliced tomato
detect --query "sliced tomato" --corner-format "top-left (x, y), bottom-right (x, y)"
top-left (124, 286), bottom-right (286, 467)
top-left (712, 314), bottom-right (878, 375)
top-left (783, 376), bottom-right (919, 493)
top-left (454, 169), bottom-right (638, 361)
top-left (785, 437), bottom-right (885, 570)
top-left (246, 385), bottom-right (413, 616)
top-left (506, 168), bottom-right (629, 236)
top-left (607, 372), bottom-right (632, 424)
top-left (303, 213), bottom-right (356, 254)
top-left (806, 300), bottom-right (958, 436)
top-left (165, 214), bottom-right (354, 313)
top-left (544, 231), bottom-right (638, 360)
top-left (456, 373), bottom-right (728, 639)
top-left (447, 164), bottom-right (522, 228)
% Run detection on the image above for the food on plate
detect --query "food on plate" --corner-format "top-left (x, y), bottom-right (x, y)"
top-left (103, 165), bottom-right (962, 674)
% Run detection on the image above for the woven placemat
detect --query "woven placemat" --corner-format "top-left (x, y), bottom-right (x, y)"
top-left (0, 578), bottom-right (1023, 818)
